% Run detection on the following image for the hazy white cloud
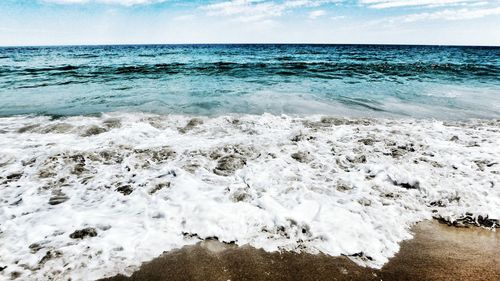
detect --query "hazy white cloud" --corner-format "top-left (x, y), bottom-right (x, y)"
top-left (172, 14), bottom-right (197, 21)
top-left (401, 6), bottom-right (500, 21)
top-left (40, 0), bottom-right (496, 10)
top-left (202, 0), bottom-right (282, 21)
top-left (41, 0), bottom-right (498, 13)
top-left (43, 0), bottom-right (168, 5)
top-left (330, 15), bottom-right (346, 20)
top-left (11, 0), bottom-right (497, 47)
top-left (201, 0), bottom-right (338, 22)
top-left (359, 0), bottom-right (485, 9)
top-left (309, 9), bottom-right (327, 19)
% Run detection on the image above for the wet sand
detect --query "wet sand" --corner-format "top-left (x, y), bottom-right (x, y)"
top-left (102, 220), bottom-right (499, 281)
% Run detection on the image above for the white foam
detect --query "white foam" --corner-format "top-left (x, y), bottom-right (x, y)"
top-left (0, 113), bottom-right (498, 280)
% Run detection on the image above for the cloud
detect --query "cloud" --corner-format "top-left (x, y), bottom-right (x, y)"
top-left (173, 14), bottom-right (196, 21)
top-left (358, 0), bottom-right (486, 9)
top-left (309, 10), bottom-right (327, 19)
top-left (201, 0), bottom-right (338, 22)
top-left (42, 0), bottom-right (168, 5)
top-left (401, 6), bottom-right (500, 21)
top-left (330, 15), bottom-right (346, 20)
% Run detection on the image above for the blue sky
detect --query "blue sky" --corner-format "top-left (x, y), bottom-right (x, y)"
top-left (0, 0), bottom-right (499, 46)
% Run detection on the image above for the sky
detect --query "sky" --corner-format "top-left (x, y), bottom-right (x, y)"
top-left (0, 0), bottom-right (499, 46)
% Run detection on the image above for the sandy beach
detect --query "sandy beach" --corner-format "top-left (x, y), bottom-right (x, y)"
top-left (102, 220), bottom-right (499, 281)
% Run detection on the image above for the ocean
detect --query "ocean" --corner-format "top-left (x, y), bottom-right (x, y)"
top-left (1, 44), bottom-right (499, 118)
top-left (0, 45), bottom-right (499, 280)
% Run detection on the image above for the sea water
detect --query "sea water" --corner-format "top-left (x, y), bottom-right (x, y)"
top-left (1, 44), bottom-right (499, 118)
top-left (0, 45), bottom-right (499, 280)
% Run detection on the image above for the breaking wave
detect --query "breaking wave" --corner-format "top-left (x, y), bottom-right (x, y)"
top-left (0, 113), bottom-right (498, 280)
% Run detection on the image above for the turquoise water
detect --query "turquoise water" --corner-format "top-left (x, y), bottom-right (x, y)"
top-left (0, 44), bottom-right (499, 119)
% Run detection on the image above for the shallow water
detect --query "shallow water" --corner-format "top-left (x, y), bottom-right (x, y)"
top-left (0, 114), bottom-right (498, 280)
top-left (0, 44), bottom-right (499, 119)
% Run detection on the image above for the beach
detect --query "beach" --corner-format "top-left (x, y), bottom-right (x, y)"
top-left (102, 220), bottom-right (500, 281)
top-left (0, 44), bottom-right (499, 280)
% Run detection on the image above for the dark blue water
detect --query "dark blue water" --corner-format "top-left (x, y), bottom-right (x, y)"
top-left (0, 44), bottom-right (499, 119)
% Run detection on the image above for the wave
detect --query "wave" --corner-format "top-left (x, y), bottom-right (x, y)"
top-left (0, 113), bottom-right (498, 280)
top-left (5, 61), bottom-right (499, 82)
top-left (24, 65), bottom-right (79, 73)
top-left (336, 96), bottom-right (386, 112)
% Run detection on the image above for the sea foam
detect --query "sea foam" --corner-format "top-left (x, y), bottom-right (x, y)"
top-left (0, 113), bottom-right (498, 280)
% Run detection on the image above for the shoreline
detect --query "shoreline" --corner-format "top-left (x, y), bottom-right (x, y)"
top-left (102, 220), bottom-right (500, 281)
top-left (1, 112), bottom-right (500, 123)
top-left (1, 114), bottom-right (498, 280)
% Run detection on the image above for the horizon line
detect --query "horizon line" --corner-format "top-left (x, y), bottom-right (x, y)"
top-left (1, 42), bottom-right (500, 48)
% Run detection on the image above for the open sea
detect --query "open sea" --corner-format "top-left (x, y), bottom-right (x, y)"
top-left (1, 45), bottom-right (499, 280)
top-left (0, 44), bottom-right (499, 119)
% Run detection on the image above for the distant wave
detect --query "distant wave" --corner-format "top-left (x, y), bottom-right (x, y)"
top-left (3, 62), bottom-right (498, 82)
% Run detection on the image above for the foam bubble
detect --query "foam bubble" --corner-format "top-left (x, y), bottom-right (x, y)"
top-left (0, 113), bottom-right (498, 280)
